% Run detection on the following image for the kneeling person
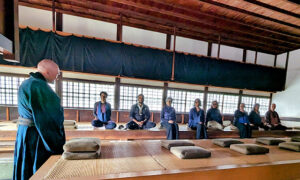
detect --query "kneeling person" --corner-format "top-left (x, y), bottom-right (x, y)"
top-left (188, 99), bottom-right (207, 139)
top-left (161, 97), bottom-right (179, 140)
top-left (91, 91), bottom-right (116, 129)
top-left (265, 103), bottom-right (287, 131)
top-left (126, 94), bottom-right (156, 130)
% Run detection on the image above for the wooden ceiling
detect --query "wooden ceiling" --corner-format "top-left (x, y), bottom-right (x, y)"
top-left (19, 0), bottom-right (300, 55)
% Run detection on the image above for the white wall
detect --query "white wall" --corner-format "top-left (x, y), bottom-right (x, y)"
top-left (273, 49), bottom-right (300, 117)
top-left (63, 14), bottom-right (117, 40)
top-left (123, 26), bottom-right (166, 49)
top-left (170, 36), bottom-right (208, 55)
top-left (19, 5), bottom-right (52, 29)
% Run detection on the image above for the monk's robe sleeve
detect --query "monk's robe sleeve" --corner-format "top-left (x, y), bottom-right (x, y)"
top-left (30, 82), bottom-right (66, 154)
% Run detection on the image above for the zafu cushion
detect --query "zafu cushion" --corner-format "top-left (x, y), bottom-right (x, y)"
top-left (64, 120), bottom-right (76, 125)
top-left (212, 138), bottom-right (244, 147)
top-left (207, 121), bottom-right (223, 130)
top-left (223, 120), bottom-right (231, 127)
top-left (170, 146), bottom-right (211, 159)
top-left (63, 138), bottom-right (101, 152)
top-left (279, 142), bottom-right (300, 152)
top-left (62, 151), bottom-right (100, 160)
top-left (230, 144), bottom-right (269, 155)
top-left (291, 136), bottom-right (300, 142)
top-left (256, 137), bottom-right (285, 145)
top-left (64, 125), bottom-right (78, 129)
top-left (161, 140), bottom-right (195, 150)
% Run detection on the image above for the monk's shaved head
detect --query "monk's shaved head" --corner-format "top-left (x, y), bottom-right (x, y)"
top-left (37, 59), bottom-right (60, 83)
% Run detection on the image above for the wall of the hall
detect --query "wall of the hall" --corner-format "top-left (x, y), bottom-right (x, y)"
top-left (273, 49), bottom-right (300, 118)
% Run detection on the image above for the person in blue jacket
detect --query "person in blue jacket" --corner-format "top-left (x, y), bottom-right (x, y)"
top-left (160, 97), bottom-right (178, 140)
top-left (234, 103), bottom-right (252, 138)
top-left (14, 60), bottom-right (65, 180)
top-left (126, 94), bottom-right (156, 130)
top-left (206, 100), bottom-right (223, 126)
top-left (188, 98), bottom-right (207, 139)
top-left (249, 103), bottom-right (269, 131)
top-left (91, 91), bottom-right (116, 129)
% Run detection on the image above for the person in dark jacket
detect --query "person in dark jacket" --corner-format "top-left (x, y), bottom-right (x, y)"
top-left (126, 94), bottom-right (156, 130)
top-left (206, 100), bottom-right (223, 126)
top-left (248, 103), bottom-right (269, 131)
top-left (188, 98), bottom-right (207, 139)
top-left (234, 103), bottom-right (252, 138)
top-left (265, 103), bottom-right (287, 130)
top-left (160, 97), bottom-right (178, 140)
top-left (91, 91), bottom-right (116, 129)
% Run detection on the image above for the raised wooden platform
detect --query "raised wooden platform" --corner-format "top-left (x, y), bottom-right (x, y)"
top-left (31, 139), bottom-right (300, 180)
top-left (1, 122), bottom-right (300, 141)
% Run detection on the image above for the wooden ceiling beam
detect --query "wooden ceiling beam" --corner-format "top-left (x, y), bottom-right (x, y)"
top-left (244, 0), bottom-right (300, 19)
top-left (198, 0), bottom-right (300, 30)
top-left (146, 0), bottom-right (300, 39)
top-left (19, 1), bottom-right (286, 54)
top-left (102, 0), bottom-right (300, 47)
top-left (54, 0), bottom-right (295, 51)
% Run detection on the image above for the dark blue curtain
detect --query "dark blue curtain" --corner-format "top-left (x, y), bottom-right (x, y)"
top-left (0, 27), bottom-right (286, 92)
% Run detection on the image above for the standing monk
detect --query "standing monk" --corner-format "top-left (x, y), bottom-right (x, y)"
top-left (13, 60), bottom-right (66, 180)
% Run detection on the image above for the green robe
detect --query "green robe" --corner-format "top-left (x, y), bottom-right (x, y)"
top-left (13, 72), bottom-right (65, 180)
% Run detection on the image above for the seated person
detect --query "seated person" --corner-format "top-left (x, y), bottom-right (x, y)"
top-left (161, 97), bottom-right (179, 140)
top-left (249, 103), bottom-right (269, 131)
top-left (234, 103), bottom-right (251, 138)
top-left (265, 103), bottom-right (287, 130)
top-left (206, 100), bottom-right (223, 127)
top-left (126, 94), bottom-right (156, 130)
top-left (91, 91), bottom-right (116, 129)
top-left (188, 98), bottom-right (207, 139)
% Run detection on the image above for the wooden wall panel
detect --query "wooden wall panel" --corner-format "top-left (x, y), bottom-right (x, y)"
top-left (153, 112), bottom-right (161, 123)
top-left (9, 107), bottom-right (18, 120)
top-left (64, 109), bottom-right (77, 120)
top-left (119, 111), bottom-right (130, 123)
top-left (79, 109), bottom-right (94, 122)
top-left (0, 107), bottom-right (6, 120)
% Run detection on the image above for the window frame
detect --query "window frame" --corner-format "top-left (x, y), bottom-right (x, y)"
top-left (119, 83), bottom-right (164, 112)
top-left (62, 78), bottom-right (115, 110)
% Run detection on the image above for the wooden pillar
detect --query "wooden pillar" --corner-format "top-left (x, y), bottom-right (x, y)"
top-left (166, 34), bottom-right (171, 50)
top-left (284, 51), bottom-right (290, 88)
top-left (56, 12), bottom-right (63, 31)
top-left (162, 82), bottom-right (168, 107)
top-left (171, 27), bottom-right (176, 81)
top-left (55, 71), bottom-right (63, 100)
top-left (269, 93), bottom-right (273, 109)
top-left (238, 90), bottom-right (243, 109)
top-left (285, 51), bottom-right (290, 70)
top-left (242, 49), bottom-right (247, 63)
top-left (217, 35), bottom-right (221, 59)
top-left (274, 54), bottom-right (277, 67)
top-left (151, 112), bottom-right (154, 122)
top-left (116, 111), bottom-right (119, 123)
top-left (76, 110), bottom-right (79, 122)
top-left (52, 0), bottom-right (55, 31)
top-left (116, 14), bottom-right (123, 41)
top-left (207, 42), bottom-right (212, 57)
top-left (181, 114), bottom-right (184, 124)
top-left (254, 51), bottom-right (258, 64)
top-left (6, 107), bottom-right (10, 121)
top-left (114, 77), bottom-right (120, 110)
top-left (203, 87), bottom-right (208, 112)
